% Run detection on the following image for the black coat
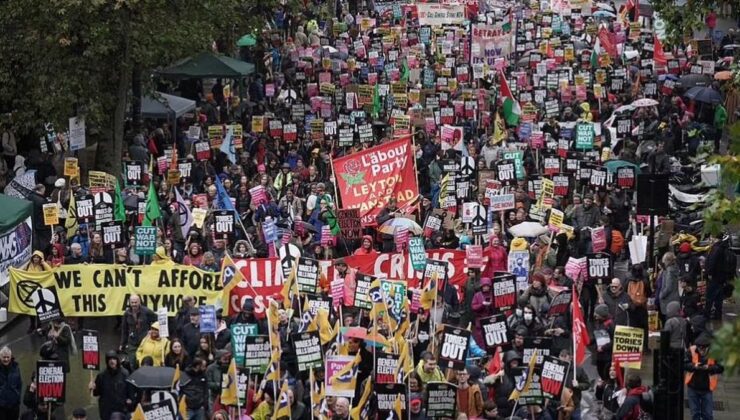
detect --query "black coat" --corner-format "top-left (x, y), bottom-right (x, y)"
top-left (94, 367), bottom-right (131, 419)
top-left (181, 322), bottom-right (202, 358)
top-left (180, 369), bottom-right (208, 409)
top-left (120, 306), bottom-right (157, 349)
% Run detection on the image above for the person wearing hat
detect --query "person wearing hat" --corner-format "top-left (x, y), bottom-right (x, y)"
top-left (181, 307), bottom-right (201, 357)
top-left (685, 333), bottom-right (724, 420)
top-left (0, 346), bottom-right (21, 420)
top-left (136, 322), bottom-right (170, 367)
top-left (206, 350), bottom-right (232, 407)
top-left (273, 162), bottom-right (294, 200)
top-left (676, 241), bottom-right (700, 281)
top-left (44, 318), bottom-right (76, 373)
top-left (71, 408), bottom-right (86, 420)
top-left (603, 278), bottom-right (632, 326)
top-left (592, 304), bottom-right (615, 381)
top-left (90, 350), bottom-right (131, 420)
top-left (333, 258), bottom-right (357, 308)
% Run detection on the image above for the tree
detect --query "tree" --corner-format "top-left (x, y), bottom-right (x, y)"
top-left (0, 0), bottom-right (277, 178)
top-left (650, 0), bottom-right (715, 47)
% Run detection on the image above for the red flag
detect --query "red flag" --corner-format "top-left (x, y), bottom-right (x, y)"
top-left (654, 36), bottom-right (668, 67)
top-left (598, 27), bottom-right (617, 58)
top-left (614, 360), bottom-right (624, 388)
top-left (488, 346), bottom-right (503, 375)
top-left (572, 285), bottom-right (590, 365)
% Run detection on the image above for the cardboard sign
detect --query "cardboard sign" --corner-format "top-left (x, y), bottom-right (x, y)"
top-left (496, 159), bottom-right (517, 185)
top-left (425, 382), bottom-right (457, 418)
top-left (75, 195), bottom-right (94, 223)
top-left (493, 273), bottom-right (517, 312)
top-left (481, 313), bottom-right (509, 349)
top-left (541, 356), bottom-right (569, 400)
top-left (375, 351), bottom-right (401, 384)
top-left (547, 289), bottom-right (572, 316)
top-left (293, 331), bottom-right (323, 372)
top-left (101, 221), bottom-right (123, 247)
top-left (409, 237), bottom-right (427, 271)
top-left (243, 335), bottom-right (271, 374)
top-left (575, 123), bottom-right (594, 150)
top-left (194, 141), bottom-right (211, 161)
top-left (36, 360), bottom-right (65, 402)
top-left (591, 226), bottom-right (607, 252)
top-left (124, 161), bottom-right (144, 187)
top-left (353, 273), bottom-right (375, 310)
top-left (43, 203), bottom-right (59, 226)
top-left (199, 305), bottom-right (217, 333)
top-left (213, 210), bottom-right (235, 240)
top-left (337, 209), bottom-right (362, 239)
top-left (616, 166), bottom-right (636, 189)
top-left (612, 325), bottom-right (644, 368)
top-left (586, 252), bottom-right (612, 284)
top-left (81, 330), bottom-right (100, 370)
top-left (230, 323), bottom-right (258, 367)
top-left (488, 193), bottom-right (516, 211)
top-left (134, 226), bottom-right (157, 256)
top-left (589, 166), bottom-right (608, 190)
top-left (466, 245), bottom-right (484, 268)
top-left (93, 191), bottom-right (114, 229)
top-left (326, 355), bottom-right (357, 397)
top-left (64, 157), bottom-right (79, 177)
top-left (438, 325), bottom-right (470, 370)
top-left (296, 257), bottom-right (320, 293)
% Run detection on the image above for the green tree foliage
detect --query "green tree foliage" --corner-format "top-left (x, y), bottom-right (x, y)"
top-left (0, 0), bottom-right (275, 176)
top-left (651, 0), bottom-right (714, 47)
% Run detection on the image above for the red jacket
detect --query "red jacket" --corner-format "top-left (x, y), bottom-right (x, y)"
top-left (483, 245), bottom-right (508, 277)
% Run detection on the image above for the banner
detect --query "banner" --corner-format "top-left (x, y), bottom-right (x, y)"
top-left (471, 23), bottom-right (514, 66)
top-left (0, 215), bottom-right (33, 287)
top-left (481, 314), bottom-right (509, 350)
top-left (333, 137), bottom-right (419, 226)
top-left (438, 325), bottom-right (470, 370)
top-left (426, 382), bottom-right (457, 418)
top-left (540, 356), bottom-right (569, 400)
top-left (612, 325), bottom-right (644, 368)
top-left (244, 335), bottom-right (271, 374)
top-left (9, 263), bottom-right (223, 317)
top-left (81, 330), bottom-right (100, 370)
top-left (292, 331), bottom-right (323, 371)
top-left (417, 3), bottom-right (466, 25)
top-left (37, 360), bottom-right (65, 402)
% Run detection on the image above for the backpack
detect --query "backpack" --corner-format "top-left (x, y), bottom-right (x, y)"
top-left (628, 280), bottom-right (648, 307)
top-left (610, 230), bottom-right (625, 255)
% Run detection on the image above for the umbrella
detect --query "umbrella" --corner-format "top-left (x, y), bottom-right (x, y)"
top-left (714, 71), bottom-right (733, 81)
top-left (237, 34), bottom-right (257, 47)
top-left (630, 98), bottom-right (659, 107)
top-left (613, 104), bottom-right (636, 114)
top-left (658, 74), bottom-right (678, 82)
top-left (593, 10), bottom-right (616, 18)
top-left (596, 2), bottom-right (616, 11)
top-left (723, 44), bottom-right (740, 50)
top-left (378, 217), bottom-right (423, 235)
top-left (604, 160), bottom-right (642, 174)
top-left (508, 222), bottom-right (549, 238)
top-left (127, 366), bottom-right (176, 389)
top-left (684, 86), bottom-right (722, 104)
top-left (321, 45), bottom-right (339, 54)
top-left (341, 327), bottom-right (390, 347)
top-left (678, 74), bottom-right (712, 88)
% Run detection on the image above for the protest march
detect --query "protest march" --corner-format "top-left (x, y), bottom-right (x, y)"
top-left (0, 0), bottom-right (738, 419)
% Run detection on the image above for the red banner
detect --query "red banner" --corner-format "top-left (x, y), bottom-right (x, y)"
top-left (227, 249), bottom-right (468, 316)
top-left (333, 137), bottom-right (419, 226)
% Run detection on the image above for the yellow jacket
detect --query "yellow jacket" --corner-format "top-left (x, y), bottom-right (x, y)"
top-left (136, 336), bottom-right (170, 366)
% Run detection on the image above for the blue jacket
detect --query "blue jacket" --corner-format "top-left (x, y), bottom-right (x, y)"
top-left (0, 359), bottom-right (22, 407)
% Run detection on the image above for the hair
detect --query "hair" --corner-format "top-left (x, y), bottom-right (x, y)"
top-left (662, 252), bottom-right (676, 266)
top-left (626, 373), bottom-right (642, 389)
top-left (484, 400), bottom-right (497, 411)
top-left (0, 346), bottom-right (11, 357)
top-left (210, 410), bottom-right (229, 420)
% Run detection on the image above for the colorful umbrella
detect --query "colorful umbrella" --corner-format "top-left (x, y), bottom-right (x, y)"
top-left (630, 98), bottom-right (659, 108)
top-left (236, 34), bottom-right (257, 47)
top-left (714, 71), bottom-right (733, 81)
top-left (378, 217), bottom-right (423, 235)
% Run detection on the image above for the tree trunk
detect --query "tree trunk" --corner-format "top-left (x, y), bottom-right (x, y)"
top-left (131, 63), bottom-right (142, 133)
top-left (96, 35), bottom-right (130, 180)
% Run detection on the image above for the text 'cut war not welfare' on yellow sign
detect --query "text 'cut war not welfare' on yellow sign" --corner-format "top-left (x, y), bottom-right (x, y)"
top-left (9, 263), bottom-right (223, 317)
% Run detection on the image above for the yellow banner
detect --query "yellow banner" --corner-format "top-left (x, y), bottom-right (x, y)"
top-left (9, 263), bottom-right (223, 317)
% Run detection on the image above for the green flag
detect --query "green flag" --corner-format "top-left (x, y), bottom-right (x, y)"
top-left (401, 61), bottom-right (409, 83)
top-left (372, 83), bottom-right (381, 119)
top-left (143, 180), bottom-right (161, 227)
top-left (114, 179), bottom-right (126, 222)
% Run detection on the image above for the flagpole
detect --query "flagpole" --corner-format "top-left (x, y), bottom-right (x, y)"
top-left (572, 285), bottom-right (577, 387)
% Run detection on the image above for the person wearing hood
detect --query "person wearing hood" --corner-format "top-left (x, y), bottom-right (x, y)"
top-left (471, 277), bottom-right (495, 347)
top-left (353, 235), bottom-right (378, 256)
top-left (658, 252), bottom-right (680, 320)
top-left (206, 350), bottom-right (232, 407)
top-left (662, 301), bottom-right (687, 350)
top-left (483, 235), bottom-right (508, 277)
top-left (0, 346), bottom-right (22, 420)
top-left (45, 318), bottom-right (76, 373)
top-left (595, 363), bottom-right (623, 415)
top-left (676, 242), bottom-right (700, 280)
top-left (592, 304), bottom-right (615, 380)
top-left (90, 350), bottom-right (132, 420)
top-left (229, 298), bottom-right (268, 333)
top-left (415, 352), bottom-right (445, 385)
top-left (129, 134), bottom-right (149, 163)
top-left (615, 374), bottom-right (650, 420)
top-left (180, 358), bottom-right (209, 420)
top-left (521, 274), bottom-right (551, 315)
top-left (136, 322), bottom-right (170, 367)
top-left (579, 102), bottom-right (593, 122)
top-left (483, 349), bottom-right (521, 418)
top-left (25, 250), bottom-right (52, 272)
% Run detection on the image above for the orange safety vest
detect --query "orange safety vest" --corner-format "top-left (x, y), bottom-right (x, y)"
top-left (684, 345), bottom-right (719, 391)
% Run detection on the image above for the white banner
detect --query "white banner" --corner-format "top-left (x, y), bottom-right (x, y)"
top-left (417, 4), bottom-right (466, 26)
top-left (0, 216), bottom-right (33, 287)
top-left (471, 23), bottom-right (514, 65)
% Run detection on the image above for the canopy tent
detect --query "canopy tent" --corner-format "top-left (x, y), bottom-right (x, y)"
top-left (0, 194), bottom-right (32, 232)
top-left (141, 92), bottom-right (196, 119)
top-left (157, 52), bottom-right (255, 79)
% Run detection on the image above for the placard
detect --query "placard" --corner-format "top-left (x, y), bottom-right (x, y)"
top-left (43, 203), bottom-right (59, 226)
top-left (199, 305), bottom-right (216, 333)
top-left (508, 250), bottom-right (531, 293)
top-left (124, 161), bottom-right (144, 187)
top-left (213, 210), bottom-right (235, 240)
top-left (586, 252), bottom-right (612, 284)
top-left (540, 356), bottom-right (569, 400)
top-left (68, 117), bottom-right (86, 151)
top-left (496, 159), bottom-right (517, 185)
top-left (547, 289), bottom-right (572, 316)
top-left (230, 323), bottom-right (259, 367)
top-left (36, 360), bottom-right (65, 402)
top-left (93, 191), bottom-right (114, 229)
top-left (493, 273), bottom-right (517, 312)
top-left (375, 383), bottom-right (407, 418)
top-left (591, 226), bottom-right (607, 252)
top-left (337, 209), bottom-right (362, 239)
top-left (296, 257), bottom-right (320, 293)
top-left (326, 355), bottom-right (357, 397)
top-left (375, 351), bottom-right (401, 384)
top-left (488, 194), bottom-right (516, 211)
top-left (409, 237), bottom-right (427, 271)
top-left (141, 401), bottom-right (176, 420)
top-left (481, 313), bottom-right (509, 349)
top-left (81, 330), bottom-right (100, 370)
top-left (101, 221), bottom-right (123, 247)
top-left (574, 123), bottom-right (594, 150)
top-left (438, 325), bottom-right (470, 370)
top-left (426, 382), bottom-right (457, 418)
top-left (612, 325), bottom-right (644, 368)
top-left (243, 335), bottom-right (271, 374)
top-left (34, 286), bottom-right (63, 324)
top-left (134, 226), bottom-right (157, 256)
top-left (466, 245), bottom-right (484, 268)
top-left (616, 166), bottom-right (635, 189)
top-left (353, 273), bottom-right (375, 310)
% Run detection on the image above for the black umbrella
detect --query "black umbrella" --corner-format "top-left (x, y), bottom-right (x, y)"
top-left (126, 366), bottom-right (176, 389)
top-left (678, 73), bottom-right (712, 88)
top-left (684, 86), bottom-right (723, 105)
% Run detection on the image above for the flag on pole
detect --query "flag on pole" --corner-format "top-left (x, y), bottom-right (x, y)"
top-left (572, 285), bottom-right (590, 365)
top-left (488, 345), bottom-right (503, 375)
top-left (420, 273), bottom-right (438, 311)
top-left (509, 349), bottom-right (538, 401)
top-left (114, 179), bottom-right (126, 222)
top-left (171, 363), bottom-right (181, 390)
top-left (173, 187), bottom-right (192, 239)
top-left (654, 36), bottom-right (668, 66)
top-left (220, 254), bottom-right (242, 311)
top-left (591, 36), bottom-right (601, 68)
top-left (132, 404), bottom-right (146, 420)
top-left (220, 358), bottom-right (238, 405)
top-left (65, 190), bottom-right (78, 238)
top-left (493, 113), bottom-right (507, 144)
top-left (214, 175), bottom-right (235, 211)
top-left (220, 125), bottom-right (237, 164)
top-left (178, 396), bottom-right (189, 420)
top-left (372, 83), bottom-right (381, 119)
top-left (142, 179), bottom-right (161, 227)
top-left (274, 380), bottom-right (291, 419)
top-left (499, 71), bottom-right (521, 126)
top-left (350, 377), bottom-right (373, 420)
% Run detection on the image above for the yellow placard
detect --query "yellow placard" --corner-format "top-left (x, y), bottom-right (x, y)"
top-left (612, 325), bottom-right (644, 369)
top-left (64, 158), bottom-right (78, 177)
top-left (43, 203), bottom-right (59, 226)
top-left (192, 208), bottom-right (207, 228)
top-left (88, 171), bottom-right (116, 190)
top-left (9, 263), bottom-right (224, 317)
top-left (251, 116), bottom-right (265, 133)
top-left (548, 208), bottom-right (564, 229)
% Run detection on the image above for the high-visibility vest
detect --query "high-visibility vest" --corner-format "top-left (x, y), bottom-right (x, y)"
top-left (684, 345), bottom-right (719, 391)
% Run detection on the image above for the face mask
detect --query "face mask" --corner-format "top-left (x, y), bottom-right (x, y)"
top-left (524, 313), bottom-right (533, 322)
top-left (515, 308), bottom-right (523, 317)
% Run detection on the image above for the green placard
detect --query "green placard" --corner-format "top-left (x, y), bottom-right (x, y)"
top-left (409, 237), bottom-right (427, 271)
top-left (575, 123), bottom-right (594, 151)
top-left (134, 226), bottom-right (157, 255)
top-left (502, 151), bottom-right (525, 179)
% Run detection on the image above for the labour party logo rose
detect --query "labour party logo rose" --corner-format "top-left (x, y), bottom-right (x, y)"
top-left (340, 159), bottom-right (365, 192)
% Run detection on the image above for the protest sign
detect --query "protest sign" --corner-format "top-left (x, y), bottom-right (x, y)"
top-left (423, 259), bottom-right (450, 292)
top-left (508, 250), bottom-right (530, 293)
top-left (425, 382), bottom-right (457, 418)
top-left (375, 351), bottom-right (401, 384)
top-left (471, 23), bottom-right (513, 66)
top-left (304, 294), bottom-right (332, 316)
top-left (575, 123), bottom-right (594, 150)
top-left (81, 330), bottom-right (100, 370)
top-left (296, 257), bottom-right (320, 294)
top-left (157, 308), bottom-right (169, 339)
top-left (134, 226), bottom-right (157, 256)
top-left (488, 194), bottom-right (516, 211)
top-left (617, 166), bottom-right (636, 189)
top-left (124, 161), bottom-right (144, 187)
top-left (75, 195), bottom-right (94, 223)
top-left (481, 314), bottom-right (509, 350)
top-left (199, 305), bottom-right (216, 333)
top-left (547, 289), bottom-right (572, 316)
top-left (337, 209), bottom-right (362, 240)
top-left (293, 331), bottom-right (323, 372)
top-left (612, 325), bottom-right (644, 368)
top-left (243, 335), bottom-right (271, 374)
top-left (43, 203), bottom-right (59, 226)
top-left (230, 323), bottom-right (258, 367)
top-left (68, 117), bottom-right (86, 151)
top-left (64, 157), bottom-right (78, 177)
top-left (326, 355), bottom-right (357, 397)
top-left (374, 384), bottom-right (406, 418)
top-left (586, 252), bottom-right (612, 284)
top-left (37, 360), bottom-right (65, 402)
top-left (101, 221), bottom-right (123, 247)
top-left (541, 356), bottom-right (569, 400)
top-left (141, 401), bottom-right (176, 420)
top-left (353, 273), bottom-right (375, 310)
top-left (33, 286), bottom-right (64, 324)
top-left (438, 325), bottom-right (470, 370)
top-left (591, 226), bottom-right (607, 252)
top-left (493, 273), bottom-right (517, 312)
top-left (212, 210), bottom-right (235, 240)
top-left (496, 159), bottom-right (517, 185)
top-left (409, 237), bottom-right (427, 271)
top-left (466, 245), bottom-right (483, 269)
